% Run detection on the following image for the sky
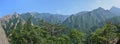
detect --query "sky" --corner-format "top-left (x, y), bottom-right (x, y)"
top-left (0, 0), bottom-right (120, 17)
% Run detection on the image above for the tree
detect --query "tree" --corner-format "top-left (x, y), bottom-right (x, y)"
top-left (8, 17), bottom-right (49, 44)
top-left (89, 23), bottom-right (118, 44)
top-left (39, 20), bottom-right (67, 36)
top-left (70, 29), bottom-right (85, 44)
top-left (57, 34), bottom-right (70, 44)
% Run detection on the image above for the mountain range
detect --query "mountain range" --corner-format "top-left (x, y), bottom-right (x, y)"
top-left (63, 7), bottom-right (119, 33)
top-left (1, 7), bottom-right (120, 33)
top-left (1, 7), bottom-right (120, 44)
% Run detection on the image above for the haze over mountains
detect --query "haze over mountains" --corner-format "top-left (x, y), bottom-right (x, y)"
top-left (1, 7), bottom-right (120, 44)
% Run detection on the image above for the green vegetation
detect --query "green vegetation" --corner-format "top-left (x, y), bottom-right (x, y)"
top-left (5, 17), bottom-right (120, 44)
top-left (89, 23), bottom-right (118, 44)
top-left (8, 18), bottom-right (120, 44)
top-left (2, 7), bottom-right (120, 44)
top-left (8, 18), bottom-right (86, 44)
top-left (4, 15), bottom-right (120, 44)
top-left (7, 17), bottom-right (120, 44)
top-left (70, 29), bottom-right (85, 44)
top-left (63, 8), bottom-right (115, 33)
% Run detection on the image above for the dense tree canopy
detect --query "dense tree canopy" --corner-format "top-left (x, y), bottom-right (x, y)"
top-left (8, 18), bottom-right (86, 44)
top-left (7, 17), bottom-right (120, 44)
top-left (89, 23), bottom-right (118, 44)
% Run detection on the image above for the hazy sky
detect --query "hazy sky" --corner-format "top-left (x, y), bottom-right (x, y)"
top-left (0, 0), bottom-right (120, 17)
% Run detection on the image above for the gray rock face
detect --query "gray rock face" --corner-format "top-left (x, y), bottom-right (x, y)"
top-left (0, 24), bottom-right (9, 44)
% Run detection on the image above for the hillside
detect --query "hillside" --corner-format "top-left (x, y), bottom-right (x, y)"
top-left (0, 12), bottom-right (69, 35)
top-left (63, 7), bottom-right (117, 33)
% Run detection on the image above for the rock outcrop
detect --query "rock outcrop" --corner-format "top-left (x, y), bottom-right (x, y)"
top-left (0, 24), bottom-right (9, 44)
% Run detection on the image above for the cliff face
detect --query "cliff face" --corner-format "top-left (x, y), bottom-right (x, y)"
top-left (0, 24), bottom-right (9, 44)
top-left (0, 13), bottom-right (20, 44)
top-left (0, 12), bottom-right (68, 44)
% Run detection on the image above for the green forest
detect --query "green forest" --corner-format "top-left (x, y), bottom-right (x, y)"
top-left (7, 18), bottom-right (120, 44)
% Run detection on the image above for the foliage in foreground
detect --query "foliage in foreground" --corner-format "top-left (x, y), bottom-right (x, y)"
top-left (8, 19), bottom-right (86, 44)
top-left (89, 23), bottom-right (119, 44)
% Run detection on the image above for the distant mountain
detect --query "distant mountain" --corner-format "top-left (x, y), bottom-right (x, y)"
top-left (105, 16), bottom-right (120, 24)
top-left (110, 7), bottom-right (120, 16)
top-left (63, 7), bottom-right (116, 33)
top-left (20, 12), bottom-right (69, 24)
top-left (0, 12), bottom-right (69, 35)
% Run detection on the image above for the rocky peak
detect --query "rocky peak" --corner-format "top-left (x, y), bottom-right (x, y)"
top-left (0, 25), bottom-right (9, 44)
top-left (12, 12), bottom-right (20, 18)
top-left (110, 6), bottom-right (120, 10)
top-left (110, 6), bottom-right (120, 16)
top-left (93, 7), bottom-right (105, 12)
